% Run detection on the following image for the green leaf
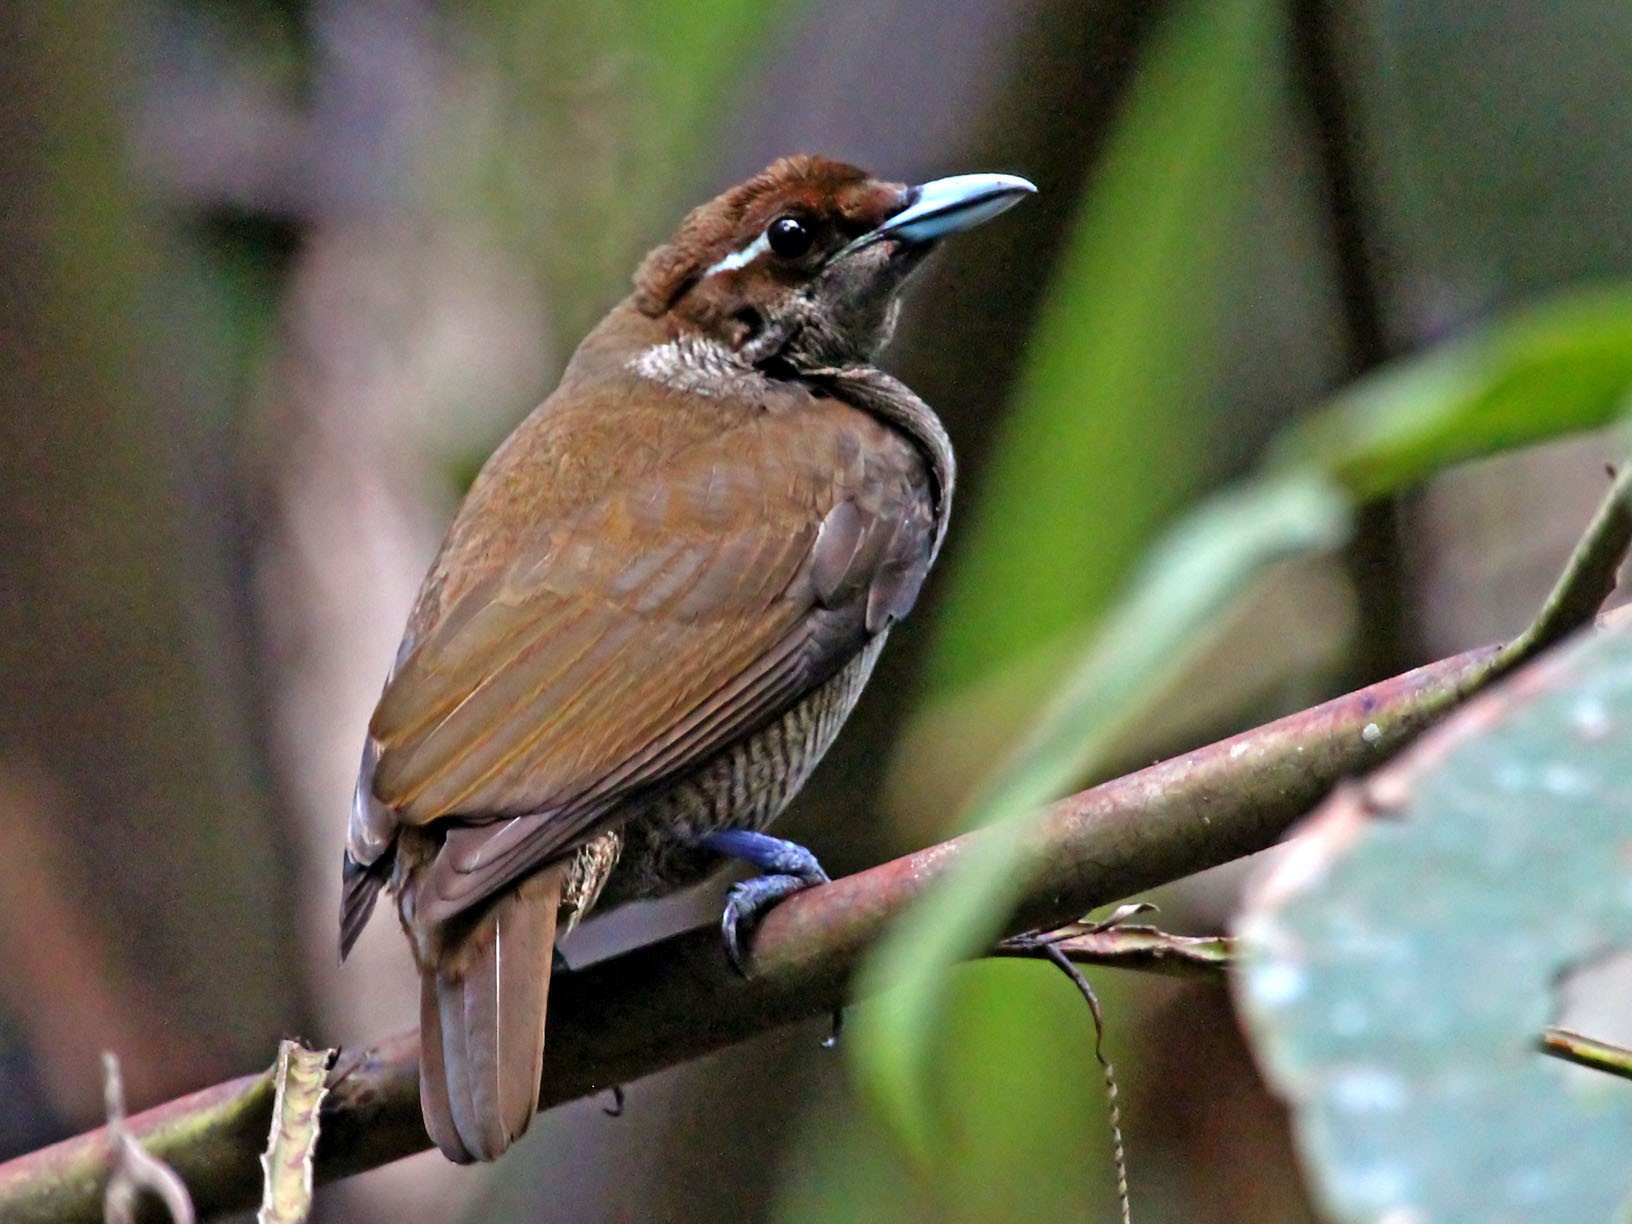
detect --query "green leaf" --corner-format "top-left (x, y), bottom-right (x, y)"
top-left (896, 286), bottom-right (1632, 829)
top-left (965, 475), bottom-right (1351, 821)
top-left (1236, 615), bottom-right (1632, 1222)
top-left (921, 0), bottom-right (1281, 696)
top-left (852, 0), bottom-right (1292, 1153)
top-left (778, 962), bottom-right (1116, 1224)
top-left (853, 0), bottom-right (1632, 1176)
top-left (852, 473), bottom-right (1350, 1154)
top-left (1272, 285), bottom-right (1632, 499)
top-left (857, 286), bottom-right (1632, 1160)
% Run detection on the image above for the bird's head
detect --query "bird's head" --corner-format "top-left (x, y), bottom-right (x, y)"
top-left (632, 155), bottom-right (1034, 371)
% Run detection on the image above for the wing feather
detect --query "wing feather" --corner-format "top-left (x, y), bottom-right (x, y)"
top-left (415, 613), bottom-right (832, 925)
top-left (367, 379), bottom-right (937, 929)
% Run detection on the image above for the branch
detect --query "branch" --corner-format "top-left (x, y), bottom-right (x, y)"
top-left (0, 637), bottom-right (1512, 1221)
top-left (3, 481), bottom-right (1626, 1222)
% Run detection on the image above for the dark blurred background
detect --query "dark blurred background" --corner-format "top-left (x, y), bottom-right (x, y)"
top-left (1, 1), bottom-right (1628, 1220)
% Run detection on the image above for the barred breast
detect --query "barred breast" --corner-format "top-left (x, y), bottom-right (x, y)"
top-left (561, 632), bottom-right (889, 914)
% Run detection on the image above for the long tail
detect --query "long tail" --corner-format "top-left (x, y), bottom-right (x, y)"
top-left (418, 864), bottom-right (563, 1163)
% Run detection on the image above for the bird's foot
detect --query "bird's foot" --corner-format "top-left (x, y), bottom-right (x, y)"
top-left (720, 874), bottom-right (821, 974)
top-left (699, 830), bottom-right (829, 974)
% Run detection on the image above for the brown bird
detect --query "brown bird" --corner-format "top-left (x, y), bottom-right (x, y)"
top-left (339, 155), bottom-right (1034, 1163)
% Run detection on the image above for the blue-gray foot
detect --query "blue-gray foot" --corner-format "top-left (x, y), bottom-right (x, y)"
top-left (699, 829), bottom-right (831, 974)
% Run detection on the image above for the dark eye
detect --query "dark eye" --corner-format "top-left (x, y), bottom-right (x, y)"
top-left (766, 215), bottom-right (814, 258)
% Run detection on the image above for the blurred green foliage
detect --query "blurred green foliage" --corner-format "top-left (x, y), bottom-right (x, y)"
top-left (1352, 1), bottom-right (1632, 300)
top-left (924, 0), bottom-right (1282, 697)
top-left (842, 1), bottom-right (1632, 1216)
top-left (849, 0), bottom-right (1300, 1178)
top-left (778, 962), bottom-right (1115, 1224)
top-left (440, 0), bottom-right (786, 344)
top-left (852, 272), bottom-right (1632, 1224)
top-left (1272, 287), bottom-right (1632, 498)
top-left (853, 474), bottom-right (1350, 1159)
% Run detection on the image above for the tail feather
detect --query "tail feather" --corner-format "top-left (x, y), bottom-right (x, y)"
top-left (419, 865), bottom-right (562, 1162)
top-left (418, 970), bottom-right (474, 1163)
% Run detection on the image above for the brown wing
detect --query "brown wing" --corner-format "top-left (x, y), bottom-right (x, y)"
top-left (364, 378), bottom-right (935, 928)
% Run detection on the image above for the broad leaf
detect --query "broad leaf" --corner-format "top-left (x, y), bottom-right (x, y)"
top-left (1236, 615), bottom-right (1632, 1222)
top-left (1272, 286), bottom-right (1632, 499)
top-left (853, 474), bottom-right (1349, 1152)
top-left (921, 0), bottom-right (1279, 696)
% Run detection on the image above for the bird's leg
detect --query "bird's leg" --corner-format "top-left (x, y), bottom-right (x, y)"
top-left (699, 829), bottom-right (830, 974)
top-left (699, 829), bottom-right (847, 1045)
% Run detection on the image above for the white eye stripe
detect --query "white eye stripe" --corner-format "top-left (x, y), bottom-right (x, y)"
top-left (701, 230), bottom-right (771, 279)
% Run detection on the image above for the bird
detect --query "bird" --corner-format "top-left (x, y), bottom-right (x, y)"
top-left (339, 155), bottom-right (1035, 1163)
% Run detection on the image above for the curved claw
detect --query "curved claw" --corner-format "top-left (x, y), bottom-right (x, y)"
top-left (720, 872), bottom-right (825, 975)
top-left (822, 1006), bottom-right (845, 1049)
top-left (701, 830), bottom-right (831, 974)
top-left (721, 897), bottom-right (748, 976)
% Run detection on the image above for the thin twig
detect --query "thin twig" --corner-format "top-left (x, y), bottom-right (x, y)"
top-left (1001, 908), bottom-right (1146, 1221)
top-left (101, 1052), bottom-right (195, 1224)
top-left (1539, 1028), bottom-right (1632, 1081)
top-left (1498, 462), bottom-right (1632, 668)
top-left (1289, 0), bottom-right (1389, 362)
top-left (1290, 0), bottom-right (1416, 682)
